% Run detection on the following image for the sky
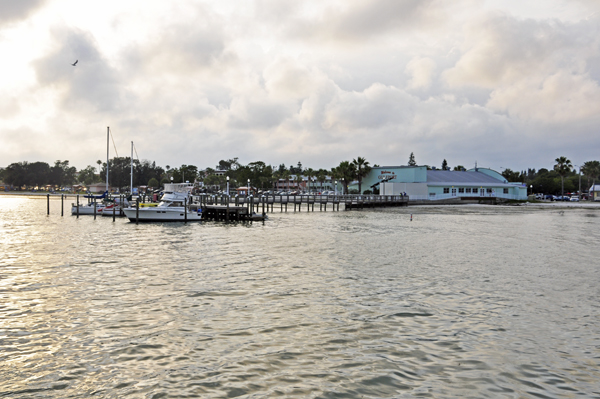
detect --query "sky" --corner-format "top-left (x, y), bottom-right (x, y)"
top-left (1, 0), bottom-right (599, 173)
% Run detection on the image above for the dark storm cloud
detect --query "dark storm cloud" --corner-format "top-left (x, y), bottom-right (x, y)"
top-left (0, 0), bottom-right (46, 26)
top-left (32, 27), bottom-right (126, 113)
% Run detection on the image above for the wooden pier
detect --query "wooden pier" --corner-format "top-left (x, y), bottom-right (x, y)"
top-left (196, 193), bottom-right (409, 218)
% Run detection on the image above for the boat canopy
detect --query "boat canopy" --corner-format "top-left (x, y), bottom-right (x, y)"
top-left (84, 191), bottom-right (108, 199)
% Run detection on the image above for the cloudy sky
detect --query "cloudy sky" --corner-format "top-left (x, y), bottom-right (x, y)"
top-left (1, 0), bottom-right (599, 172)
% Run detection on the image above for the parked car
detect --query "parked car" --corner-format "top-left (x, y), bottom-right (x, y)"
top-left (544, 194), bottom-right (554, 200)
top-left (570, 196), bottom-right (580, 202)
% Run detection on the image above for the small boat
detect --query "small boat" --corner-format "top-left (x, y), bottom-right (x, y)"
top-left (100, 197), bottom-right (131, 217)
top-left (122, 183), bottom-right (202, 222)
top-left (71, 191), bottom-right (109, 215)
top-left (72, 127), bottom-right (112, 216)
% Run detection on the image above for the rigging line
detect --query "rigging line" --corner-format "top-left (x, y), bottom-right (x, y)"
top-left (133, 143), bottom-right (139, 161)
top-left (110, 130), bottom-right (119, 158)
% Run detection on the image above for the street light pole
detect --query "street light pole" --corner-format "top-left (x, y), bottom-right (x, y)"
top-left (226, 176), bottom-right (229, 196)
top-left (574, 165), bottom-right (582, 199)
top-left (247, 179), bottom-right (250, 196)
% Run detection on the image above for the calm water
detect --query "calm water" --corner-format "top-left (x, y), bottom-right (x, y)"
top-left (1, 196), bottom-right (599, 398)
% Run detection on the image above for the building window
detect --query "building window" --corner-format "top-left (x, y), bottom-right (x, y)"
top-left (473, 188), bottom-right (478, 193)
top-left (458, 188), bottom-right (464, 193)
top-left (487, 188), bottom-right (493, 193)
top-left (429, 193), bottom-right (436, 197)
top-left (503, 188), bottom-right (509, 194)
top-left (443, 188), bottom-right (449, 194)
top-left (466, 188), bottom-right (471, 193)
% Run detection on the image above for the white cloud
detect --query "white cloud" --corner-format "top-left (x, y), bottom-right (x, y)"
top-left (1, 0), bottom-right (599, 172)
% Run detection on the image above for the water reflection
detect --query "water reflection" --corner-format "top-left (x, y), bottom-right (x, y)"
top-left (1, 196), bottom-right (599, 398)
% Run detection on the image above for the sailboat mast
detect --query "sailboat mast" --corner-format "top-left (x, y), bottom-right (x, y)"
top-left (106, 126), bottom-right (110, 193)
top-left (130, 141), bottom-right (133, 195)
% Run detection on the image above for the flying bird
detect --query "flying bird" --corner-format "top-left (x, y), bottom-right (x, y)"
top-left (71, 60), bottom-right (78, 66)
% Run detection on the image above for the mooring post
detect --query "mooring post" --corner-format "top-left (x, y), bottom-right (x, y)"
top-left (184, 198), bottom-right (188, 224)
top-left (61, 194), bottom-right (64, 216)
top-left (93, 201), bottom-right (97, 220)
top-left (113, 200), bottom-right (116, 222)
top-left (136, 199), bottom-right (139, 224)
top-left (226, 196), bottom-right (230, 221)
top-left (47, 194), bottom-right (50, 215)
top-left (76, 195), bottom-right (80, 218)
top-left (262, 195), bottom-right (265, 216)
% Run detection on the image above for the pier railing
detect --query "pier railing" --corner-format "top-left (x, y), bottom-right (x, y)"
top-left (195, 193), bottom-right (409, 212)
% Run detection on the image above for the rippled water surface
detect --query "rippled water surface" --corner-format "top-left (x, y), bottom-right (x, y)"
top-left (1, 196), bottom-right (599, 398)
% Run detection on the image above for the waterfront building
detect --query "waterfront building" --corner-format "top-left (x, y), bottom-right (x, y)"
top-left (355, 166), bottom-right (527, 200)
top-left (590, 185), bottom-right (600, 201)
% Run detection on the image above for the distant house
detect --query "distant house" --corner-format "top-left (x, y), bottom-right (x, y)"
top-left (88, 183), bottom-right (111, 193)
top-left (236, 186), bottom-right (255, 196)
top-left (0, 181), bottom-right (10, 191)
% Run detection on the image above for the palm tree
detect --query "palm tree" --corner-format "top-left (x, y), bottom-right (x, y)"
top-left (281, 170), bottom-right (291, 192)
top-left (304, 168), bottom-right (315, 193)
top-left (272, 170), bottom-right (282, 191)
top-left (293, 173), bottom-right (303, 192)
top-left (352, 157), bottom-right (371, 194)
top-left (332, 161), bottom-right (356, 194)
top-left (96, 160), bottom-right (102, 175)
top-left (316, 169), bottom-right (327, 192)
top-left (554, 156), bottom-right (572, 198)
top-left (582, 160), bottom-right (600, 195)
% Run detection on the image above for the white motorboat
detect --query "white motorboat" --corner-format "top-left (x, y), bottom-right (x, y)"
top-left (122, 183), bottom-right (202, 222)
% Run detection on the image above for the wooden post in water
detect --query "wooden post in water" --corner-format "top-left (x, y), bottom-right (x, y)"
top-left (226, 196), bottom-right (230, 221)
top-left (262, 195), bottom-right (265, 217)
top-left (61, 194), bottom-right (64, 216)
top-left (136, 199), bottom-right (139, 224)
top-left (93, 201), bottom-right (97, 220)
top-left (76, 195), bottom-right (80, 218)
top-left (113, 200), bottom-right (116, 222)
top-left (47, 194), bottom-right (50, 215)
top-left (184, 198), bottom-right (187, 224)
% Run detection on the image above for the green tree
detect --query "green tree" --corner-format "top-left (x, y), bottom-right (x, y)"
top-left (281, 170), bottom-right (291, 191)
top-left (332, 161), bottom-right (356, 194)
top-left (293, 173), bottom-right (303, 192)
top-left (582, 160), bottom-right (600, 192)
top-left (441, 159), bottom-right (449, 171)
top-left (172, 164), bottom-right (198, 183)
top-left (316, 169), bottom-right (328, 192)
top-left (78, 166), bottom-right (98, 186)
top-left (501, 168), bottom-right (522, 182)
top-left (352, 156), bottom-right (371, 194)
top-left (453, 165), bottom-right (465, 171)
top-left (148, 177), bottom-right (159, 188)
top-left (554, 156), bottom-right (572, 197)
top-left (49, 160), bottom-right (77, 187)
top-left (28, 162), bottom-right (51, 189)
top-left (305, 168), bottom-right (315, 192)
top-left (408, 152), bottom-right (417, 166)
top-left (4, 162), bottom-right (30, 188)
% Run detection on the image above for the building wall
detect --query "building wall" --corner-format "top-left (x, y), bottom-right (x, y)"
top-left (381, 182), bottom-right (428, 196)
top-left (361, 166), bottom-right (428, 193)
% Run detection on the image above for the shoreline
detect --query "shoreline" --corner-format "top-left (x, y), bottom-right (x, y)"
top-left (2, 191), bottom-right (600, 209)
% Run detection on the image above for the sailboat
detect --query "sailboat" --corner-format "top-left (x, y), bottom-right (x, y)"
top-left (71, 127), bottom-right (112, 215)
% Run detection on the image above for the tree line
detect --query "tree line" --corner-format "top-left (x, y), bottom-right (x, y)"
top-left (1, 154), bottom-right (598, 195)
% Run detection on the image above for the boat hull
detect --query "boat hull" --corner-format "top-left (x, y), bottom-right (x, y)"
top-left (100, 205), bottom-right (125, 217)
top-left (122, 207), bottom-right (202, 222)
top-left (71, 204), bottom-right (107, 215)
